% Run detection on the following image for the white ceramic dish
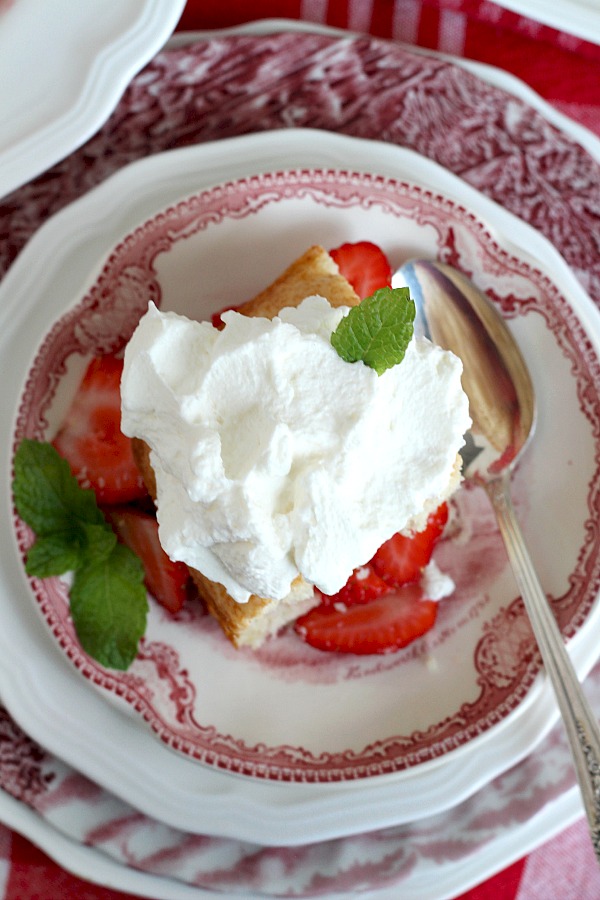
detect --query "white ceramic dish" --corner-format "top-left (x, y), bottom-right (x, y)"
top-left (3, 129), bottom-right (600, 845)
top-left (0, 0), bottom-right (186, 200)
top-left (1, 658), bottom-right (599, 900)
top-left (490, 0), bottom-right (600, 42)
top-left (1, 21), bottom-right (600, 895)
top-left (12, 158), bottom-right (600, 778)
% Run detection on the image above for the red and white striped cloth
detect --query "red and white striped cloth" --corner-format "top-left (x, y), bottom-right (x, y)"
top-left (1, 1), bottom-right (599, 897)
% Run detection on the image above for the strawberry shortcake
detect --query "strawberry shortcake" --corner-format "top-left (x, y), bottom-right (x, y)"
top-left (120, 243), bottom-right (470, 653)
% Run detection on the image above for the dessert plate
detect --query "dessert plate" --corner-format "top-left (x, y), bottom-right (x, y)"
top-left (1, 25), bottom-right (600, 843)
top-left (3, 129), bottom-right (600, 843)
top-left (0, 0), bottom-right (186, 199)
top-left (2, 664), bottom-right (599, 900)
top-left (12, 156), bottom-right (600, 782)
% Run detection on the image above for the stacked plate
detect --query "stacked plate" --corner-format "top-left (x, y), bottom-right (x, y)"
top-left (0, 0), bottom-right (186, 198)
top-left (2, 22), bottom-right (600, 900)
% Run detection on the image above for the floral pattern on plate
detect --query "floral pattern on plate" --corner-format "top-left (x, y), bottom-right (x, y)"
top-left (12, 166), bottom-right (600, 781)
top-left (2, 30), bottom-right (600, 862)
top-left (2, 33), bottom-right (599, 303)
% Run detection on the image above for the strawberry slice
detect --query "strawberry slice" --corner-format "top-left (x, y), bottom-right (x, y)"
top-left (330, 241), bottom-right (392, 299)
top-left (295, 583), bottom-right (437, 654)
top-left (52, 356), bottom-right (148, 506)
top-left (371, 504), bottom-right (449, 587)
top-left (106, 507), bottom-right (191, 614)
top-left (318, 563), bottom-right (389, 607)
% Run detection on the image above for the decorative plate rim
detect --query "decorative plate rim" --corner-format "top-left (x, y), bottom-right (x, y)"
top-left (12, 165), bottom-right (600, 783)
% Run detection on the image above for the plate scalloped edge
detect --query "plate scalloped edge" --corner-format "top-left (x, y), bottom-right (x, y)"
top-left (13, 162), bottom-right (600, 784)
top-left (2, 129), bottom-right (600, 845)
top-left (0, 0), bottom-right (186, 200)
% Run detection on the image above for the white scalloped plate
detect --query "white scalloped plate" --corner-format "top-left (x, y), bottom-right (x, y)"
top-left (0, 0), bottom-right (185, 199)
top-left (3, 130), bottom-right (600, 844)
top-left (1, 673), bottom-right (597, 900)
top-left (12, 161), bottom-right (600, 781)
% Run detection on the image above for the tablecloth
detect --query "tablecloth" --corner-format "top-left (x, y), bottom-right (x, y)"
top-left (1, 0), bottom-right (600, 897)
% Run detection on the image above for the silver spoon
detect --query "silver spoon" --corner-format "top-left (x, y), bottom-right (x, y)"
top-left (395, 258), bottom-right (600, 861)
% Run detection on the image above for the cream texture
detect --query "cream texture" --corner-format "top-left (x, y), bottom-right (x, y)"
top-left (121, 297), bottom-right (470, 603)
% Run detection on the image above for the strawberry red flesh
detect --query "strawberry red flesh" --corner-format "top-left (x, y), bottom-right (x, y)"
top-left (296, 504), bottom-right (449, 654)
top-left (372, 504), bottom-right (449, 587)
top-left (106, 507), bottom-right (191, 614)
top-left (52, 356), bottom-right (147, 506)
top-left (330, 241), bottom-right (392, 299)
top-left (317, 563), bottom-right (389, 607)
top-left (295, 583), bottom-right (437, 655)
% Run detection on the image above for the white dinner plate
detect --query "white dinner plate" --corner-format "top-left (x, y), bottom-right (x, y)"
top-left (11, 160), bottom-right (600, 779)
top-left (1, 658), bottom-right (598, 900)
top-left (3, 128), bottom-right (600, 845)
top-left (488, 0), bottom-right (600, 42)
top-left (0, 0), bottom-right (186, 200)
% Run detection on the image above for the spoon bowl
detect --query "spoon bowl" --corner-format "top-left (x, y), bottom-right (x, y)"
top-left (398, 259), bottom-right (536, 478)
top-left (395, 258), bottom-right (600, 863)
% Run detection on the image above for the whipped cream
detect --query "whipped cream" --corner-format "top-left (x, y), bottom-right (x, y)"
top-left (121, 297), bottom-right (470, 603)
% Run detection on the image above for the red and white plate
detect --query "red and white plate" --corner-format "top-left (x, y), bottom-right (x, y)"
top-left (4, 127), bottom-right (600, 843)
top-left (2, 24), bottom-right (600, 851)
top-left (0, 672), bottom-right (597, 900)
top-left (13, 160), bottom-right (600, 776)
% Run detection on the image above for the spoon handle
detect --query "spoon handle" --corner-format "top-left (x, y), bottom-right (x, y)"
top-left (487, 474), bottom-right (600, 862)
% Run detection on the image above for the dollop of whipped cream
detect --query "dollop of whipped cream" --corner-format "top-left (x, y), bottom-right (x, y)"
top-left (121, 297), bottom-right (470, 603)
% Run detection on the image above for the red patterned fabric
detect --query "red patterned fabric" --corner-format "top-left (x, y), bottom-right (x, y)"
top-left (1, 833), bottom-right (138, 900)
top-left (456, 859), bottom-right (526, 898)
top-left (1, 0), bottom-right (599, 897)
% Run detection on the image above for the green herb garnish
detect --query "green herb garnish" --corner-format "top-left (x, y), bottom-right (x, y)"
top-left (330, 286), bottom-right (415, 375)
top-left (12, 439), bottom-right (147, 670)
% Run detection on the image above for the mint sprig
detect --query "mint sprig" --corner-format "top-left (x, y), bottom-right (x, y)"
top-left (12, 439), bottom-right (148, 670)
top-left (330, 286), bottom-right (415, 375)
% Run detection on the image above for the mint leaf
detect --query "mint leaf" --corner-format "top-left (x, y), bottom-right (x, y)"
top-left (13, 439), bottom-right (104, 534)
top-left (24, 524), bottom-right (117, 579)
top-left (70, 544), bottom-right (147, 670)
top-left (81, 522), bottom-right (118, 565)
top-left (25, 530), bottom-right (85, 577)
top-left (12, 439), bottom-right (148, 671)
top-left (330, 286), bottom-right (415, 375)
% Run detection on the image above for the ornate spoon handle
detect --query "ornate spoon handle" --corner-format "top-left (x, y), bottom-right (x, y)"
top-left (486, 473), bottom-right (600, 861)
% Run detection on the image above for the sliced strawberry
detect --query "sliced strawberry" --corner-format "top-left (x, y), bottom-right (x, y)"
top-left (106, 507), bottom-right (191, 614)
top-left (295, 583), bottom-right (437, 654)
top-left (52, 356), bottom-right (147, 506)
top-left (330, 241), bottom-right (392, 299)
top-left (318, 563), bottom-right (390, 607)
top-left (372, 504), bottom-right (449, 587)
